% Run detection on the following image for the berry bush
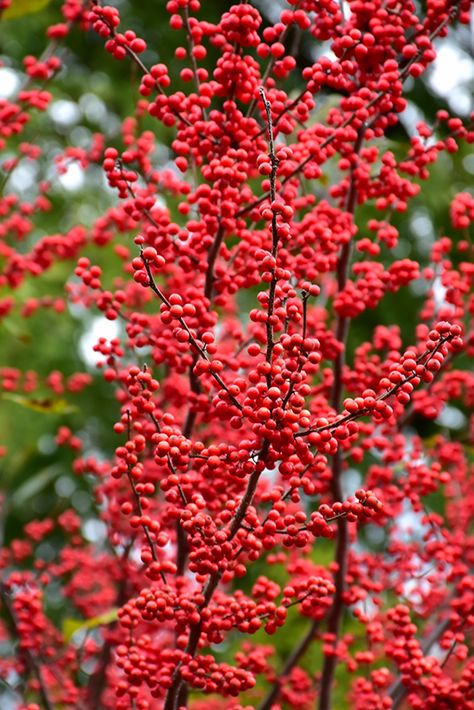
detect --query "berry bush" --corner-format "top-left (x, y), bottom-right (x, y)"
top-left (0, 0), bottom-right (474, 708)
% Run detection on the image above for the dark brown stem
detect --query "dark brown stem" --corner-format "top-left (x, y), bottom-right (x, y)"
top-left (163, 88), bottom-right (279, 710)
top-left (125, 411), bottom-right (165, 583)
top-left (175, 520), bottom-right (189, 578)
top-left (246, 21), bottom-right (293, 120)
top-left (107, 17), bottom-right (221, 146)
top-left (259, 87), bottom-right (280, 388)
top-left (163, 571), bottom-right (222, 710)
top-left (246, 1), bottom-right (306, 122)
top-left (317, 125), bottom-right (365, 710)
top-left (175, 349), bottom-right (200, 576)
top-left (164, 445), bottom-right (270, 708)
top-left (85, 540), bottom-right (133, 708)
top-left (174, 224), bottom-right (225, 575)
top-left (257, 617), bottom-right (320, 710)
top-left (163, 420), bottom-right (272, 710)
top-left (173, 225), bottom-right (227, 576)
top-left (204, 223), bottom-right (224, 301)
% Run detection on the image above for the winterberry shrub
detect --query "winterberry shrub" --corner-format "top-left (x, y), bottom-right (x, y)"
top-left (0, 0), bottom-right (474, 709)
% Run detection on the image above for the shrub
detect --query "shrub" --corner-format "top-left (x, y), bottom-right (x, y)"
top-left (0, 1), bottom-right (473, 709)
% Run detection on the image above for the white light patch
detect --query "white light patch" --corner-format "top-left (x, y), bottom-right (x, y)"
top-left (261, 466), bottom-right (278, 485)
top-left (463, 153), bottom-right (474, 175)
top-left (0, 68), bottom-right (20, 98)
top-left (10, 163), bottom-right (36, 192)
top-left (427, 42), bottom-right (474, 114)
top-left (79, 92), bottom-right (108, 123)
top-left (401, 574), bottom-right (431, 605)
top-left (411, 213), bottom-right (433, 239)
top-left (49, 99), bottom-right (81, 127)
top-left (395, 501), bottom-right (426, 543)
top-left (58, 161), bottom-right (84, 191)
top-left (342, 467), bottom-right (362, 498)
top-left (433, 276), bottom-right (449, 310)
top-left (428, 43), bottom-right (474, 95)
top-left (436, 405), bottom-right (466, 430)
top-left (79, 315), bottom-right (120, 367)
top-left (83, 518), bottom-right (107, 543)
top-left (55, 475), bottom-right (76, 498)
top-left (400, 100), bottom-right (426, 137)
top-left (410, 212), bottom-right (434, 256)
top-left (448, 88), bottom-right (472, 115)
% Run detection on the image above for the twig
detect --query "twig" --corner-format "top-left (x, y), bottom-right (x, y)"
top-left (124, 410), bottom-right (166, 584)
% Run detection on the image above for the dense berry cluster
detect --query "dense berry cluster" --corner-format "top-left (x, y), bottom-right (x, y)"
top-left (0, 0), bottom-right (473, 709)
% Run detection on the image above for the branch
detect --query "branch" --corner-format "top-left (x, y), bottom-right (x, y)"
top-left (237, 4), bottom-right (461, 220)
top-left (389, 616), bottom-right (451, 709)
top-left (0, 583), bottom-right (55, 710)
top-left (295, 333), bottom-right (453, 439)
top-left (141, 255), bottom-right (243, 412)
top-left (174, 220), bottom-right (225, 575)
top-left (124, 410), bottom-right (166, 584)
top-left (204, 223), bottom-right (225, 302)
top-left (163, 87), bottom-right (280, 710)
top-left (259, 87), bottom-right (280, 385)
top-left (85, 541), bottom-right (133, 708)
top-left (317, 124), bottom-right (366, 710)
top-left (257, 617), bottom-right (320, 710)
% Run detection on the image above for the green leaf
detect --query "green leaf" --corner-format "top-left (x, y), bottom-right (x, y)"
top-left (2, 393), bottom-right (78, 415)
top-left (10, 464), bottom-right (62, 507)
top-left (63, 608), bottom-right (120, 642)
top-left (2, 0), bottom-right (53, 19)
